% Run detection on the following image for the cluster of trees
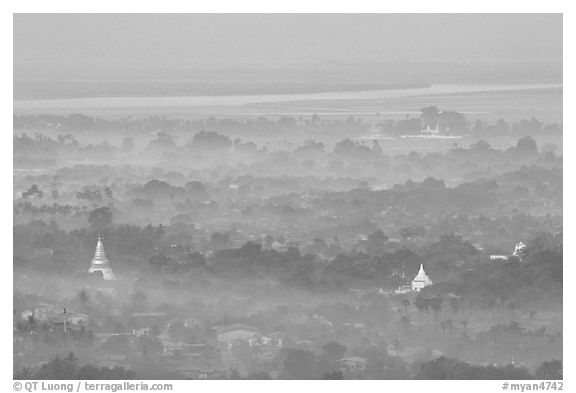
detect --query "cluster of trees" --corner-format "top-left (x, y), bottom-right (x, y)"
top-left (416, 356), bottom-right (561, 380)
top-left (15, 109), bottom-right (562, 140)
top-left (14, 199), bottom-right (562, 311)
top-left (21, 184), bottom-right (44, 200)
top-left (233, 347), bottom-right (561, 380)
top-left (76, 187), bottom-right (113, 203)
top-left (15, 351), bottom-right (560, 380)
top-left (14, 352), bottom-right (135, 380)
top-left (13, 113), bottom-right (370, 139)
top-left (15, 126), bottom-right (561, 216)
top-left (446, 232), bottom-right (562, 303)
top-left (471, 117), bottom-right (562, 137)
top-left (13, 106), bottom-right (563, 380)
top-left (376, 106), bottom-right (561, 137)
top-left (14, 132), bottom-right (116, 168)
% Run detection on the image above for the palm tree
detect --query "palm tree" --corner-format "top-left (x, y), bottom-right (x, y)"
top-left (461, 320), bottom-right (468, 335)
top-left (14, 367), bottom-right (34, 379)
top-left (445, 318), bottom-right (454, 334)
top-left (422, 298), bottom-right (432, 320)
top-left (430, 296), bottom-right (443, 321)
top-left (400, 315), bottom-right (411, 335)
top-left (401, 298), bottom-right (410, 313)
top-left (392, 338), bottom-right (404, 355)
top-left (77, 289), bottom-right (90, 311)
top-left (440, 321), bottom-right (447, 335)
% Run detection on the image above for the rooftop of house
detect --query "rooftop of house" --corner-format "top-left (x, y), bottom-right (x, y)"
top-left (338, 356), bottom-right (367, 364)
top-left (214, 323), bottom-right (260, 334)
top-left (50, 311), bottom-right (88, 324)
top-left (131, 312), bottom-right (167, 318)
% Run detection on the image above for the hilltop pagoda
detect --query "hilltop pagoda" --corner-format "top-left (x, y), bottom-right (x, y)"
top-left (88, 236), bottom-right (116, 280)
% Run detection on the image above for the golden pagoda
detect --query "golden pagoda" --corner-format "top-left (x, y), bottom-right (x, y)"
top-left (88, 236), bottom-right (116, 280)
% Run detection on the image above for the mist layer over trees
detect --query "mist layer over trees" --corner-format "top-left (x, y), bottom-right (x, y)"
top-left (14, 105), bottom-right (562, 379)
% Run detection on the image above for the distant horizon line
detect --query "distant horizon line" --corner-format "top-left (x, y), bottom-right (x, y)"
top-left (15, 58), bottom-right (563, 67)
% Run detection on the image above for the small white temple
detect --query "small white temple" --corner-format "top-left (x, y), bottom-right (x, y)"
top-left (394, 264), bottom-right (433, 294)
top-left (88, 236), bottom-right (116, 280)
top-left (420, 122), bottom-right (440, 136)
top-left (490, 241), bottom-right (528, 262)
top-left (512, 242), bottom-right (527, 258)
top-left (411, 264), bottom-right (432, 292)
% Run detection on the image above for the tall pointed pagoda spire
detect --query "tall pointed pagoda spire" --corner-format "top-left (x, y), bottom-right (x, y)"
top-left (411, 263), bottom-right (432, 291)
top-left (88, 235), bottom-right (116, 280)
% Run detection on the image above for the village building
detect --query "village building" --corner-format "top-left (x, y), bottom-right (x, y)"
top-left (261, 332), bottom-right (285, 347)
top-left (161, 338), bottom-right (206, 359)
top-left (20, 303), bottom-right (60, 323)
top-left (394, 285), bottom-right (413, 295)
top-left (100, 334), bottom-right (139, 355)
top-left (175, 363), bottom-right (228, 380)
top-left (50, 308), bottom-right (88, 332)
top-left (337, 356), bottom-right (367, 374)
top-left (130, 312), bottom-right (167, 329)
top-left (95, 354), bottom-right (131, 370)
top-left (214, 323), bottom-right (261, 347)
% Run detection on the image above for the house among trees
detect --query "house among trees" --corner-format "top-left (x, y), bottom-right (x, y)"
top-left (50, 308), bottom-right (88, 332)
top-left (20, 303), bottom-right (60, 324)
top-left (337, 356), bottom-right (367, 375)
top-left (215, 323), bottom-right (261, 347)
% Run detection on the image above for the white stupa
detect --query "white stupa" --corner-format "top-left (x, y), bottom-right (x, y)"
top-left (411, 264), bottom-right (432, 291)
top-left (421, 121), bottom-right (440, 136)
top-left (512, 242), bottom-right (527, 259)
top-left (88, 236), bottom-right (116, 280)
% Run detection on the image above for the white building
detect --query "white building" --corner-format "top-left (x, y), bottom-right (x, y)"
top-left (88, 236), bottom-right (116, 280)
top-left (489, 241), bottom-right (527, 262)
top-left (411, 264), bottom-right (433, 292)
top-left (214, 323), bottom-right (261, 347)
top-left (513, 242), bottom-right (527, 259)
top-left (394, 264), bottom-right (433, 294)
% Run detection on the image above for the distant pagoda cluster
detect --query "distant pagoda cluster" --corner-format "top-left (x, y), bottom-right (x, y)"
top-left (88, 236), bottom-right (116, 280)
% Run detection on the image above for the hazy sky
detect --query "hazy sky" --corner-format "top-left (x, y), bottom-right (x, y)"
top-left (14, 14), bottom-right (562, 70)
